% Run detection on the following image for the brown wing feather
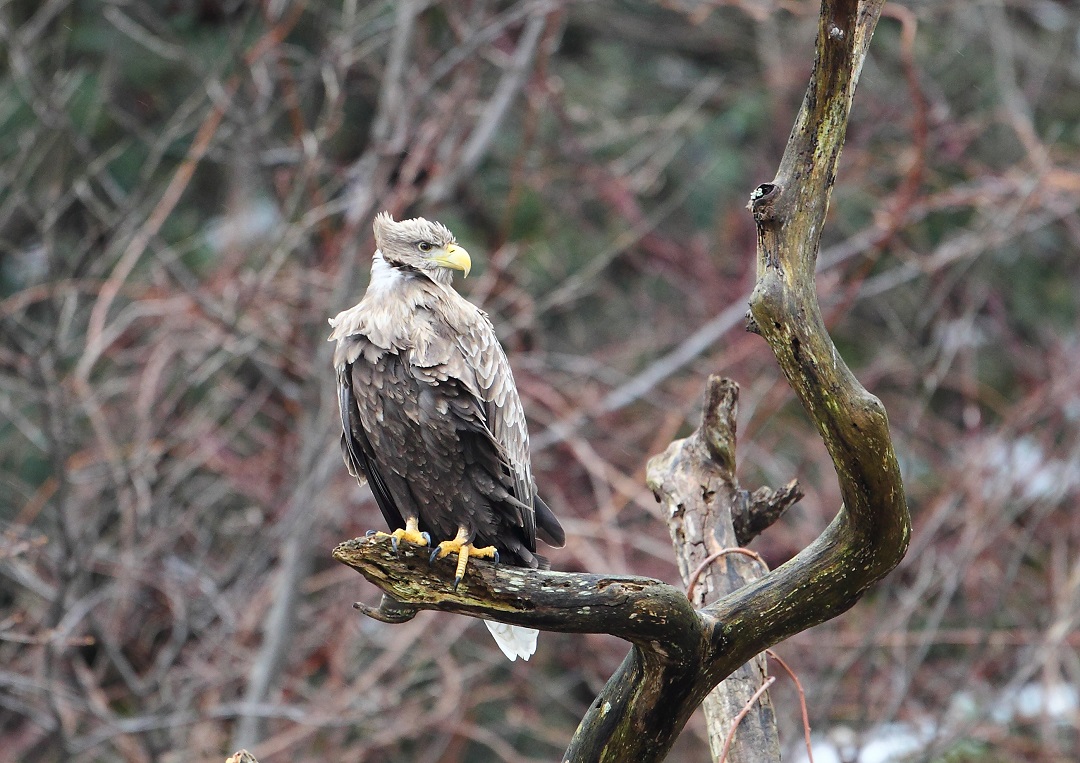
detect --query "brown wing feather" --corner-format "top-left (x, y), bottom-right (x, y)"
top-left (337, 343), bottom-right (406, 532)
top-left (331, 261), bottom-right (563, 564)
top-left (440, 294), bottom-right (564, 549)
top-left (452, 312), bottom-right (537, 547)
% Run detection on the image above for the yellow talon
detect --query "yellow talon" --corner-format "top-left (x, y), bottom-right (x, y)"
top-left (375, 517), bottom-right (430, 551)
top-left (430, 527), bottom-right (499, 588)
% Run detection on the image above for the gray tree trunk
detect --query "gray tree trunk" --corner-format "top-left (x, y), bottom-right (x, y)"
top-left (649, 377), bottom-right (800, 762)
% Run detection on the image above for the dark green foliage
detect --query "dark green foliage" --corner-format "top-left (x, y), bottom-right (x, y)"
top-left (2, 2), bottom-right (1079, 761)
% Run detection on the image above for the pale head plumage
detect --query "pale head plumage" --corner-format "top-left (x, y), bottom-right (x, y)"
top-left (372, 212), bottom-right (470, 282)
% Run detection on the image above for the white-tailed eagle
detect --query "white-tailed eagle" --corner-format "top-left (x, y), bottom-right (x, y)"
top-left (329, 212), bottom-right (565, 661)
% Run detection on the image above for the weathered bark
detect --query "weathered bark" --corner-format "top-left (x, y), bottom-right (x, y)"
top-left (332, 536), bottom-right (712, 760)
top-left (333, 537), bottom-right (710, 763)
top-left (335, 1), bottom-right (910, 761)
top-left (334, 537), bottom-right (702, 649)
top-left (647, 377), bottom-right (796, 762)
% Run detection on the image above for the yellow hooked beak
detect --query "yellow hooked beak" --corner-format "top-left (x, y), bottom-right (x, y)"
top-left (431, 243), bottom-right (471, 278)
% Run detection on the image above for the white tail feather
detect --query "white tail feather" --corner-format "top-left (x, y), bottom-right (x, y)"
top-left (484, 621), bottom-right (538, 661)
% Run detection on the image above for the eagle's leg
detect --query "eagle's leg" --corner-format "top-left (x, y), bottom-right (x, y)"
top-left (429, 527), bottom-right (500, 589)
top-left (374, 517), bottom-right (430, 555)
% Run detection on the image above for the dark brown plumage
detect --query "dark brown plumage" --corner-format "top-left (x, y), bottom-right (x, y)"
top-left (329, 212), bottom-right (564, 659)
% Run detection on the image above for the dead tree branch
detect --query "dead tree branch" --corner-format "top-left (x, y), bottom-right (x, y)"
top-left (712, 0), bottom-right (911, 661)
top-left (648, 376), bottom-right (791, 762)
top-left (335, 536), bottom-right (708, 761)
top-left (336, 1), bottom-right (909, 760)
top-left (334, 538), bottom-right (701, 653)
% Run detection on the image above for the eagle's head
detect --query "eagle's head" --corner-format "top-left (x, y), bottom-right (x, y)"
top-left (372, 211), bottom-right (472, 280)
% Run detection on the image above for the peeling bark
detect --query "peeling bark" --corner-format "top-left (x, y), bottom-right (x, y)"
top-left (648, 377), bottom-right (790, 763)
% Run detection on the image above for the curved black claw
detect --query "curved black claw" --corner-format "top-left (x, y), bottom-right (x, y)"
top-left (421, 531), bottom-right (431, 545)
top-left (429, 548), bottom-right (441, 565)
top-left (453, 574), bottom-right (463, 591)
top-left (492, 549), bottom-right (500, 565)
top-left (364, 529), bottom-right (378, 537)
top-left (390, 535), bottom-right (400, 556)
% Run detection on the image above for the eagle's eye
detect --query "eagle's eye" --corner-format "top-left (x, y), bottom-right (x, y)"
top-left (417, 241), bottom-right (433, 252)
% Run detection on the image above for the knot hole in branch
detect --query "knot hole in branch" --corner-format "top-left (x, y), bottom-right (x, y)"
top-left (748, 182), bottom-right (781, 223)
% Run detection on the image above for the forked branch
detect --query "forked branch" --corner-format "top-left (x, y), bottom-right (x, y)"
top-left (335, 1), bottom-right (909, 761)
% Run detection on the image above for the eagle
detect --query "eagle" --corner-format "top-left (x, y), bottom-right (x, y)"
top-left (329, 212), bottom-right (565, 661)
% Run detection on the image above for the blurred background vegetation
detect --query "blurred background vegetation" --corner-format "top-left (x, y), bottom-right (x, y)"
top-left (2, 1), bottom-right (1079, 761)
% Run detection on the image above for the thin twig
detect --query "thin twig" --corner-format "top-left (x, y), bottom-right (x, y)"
top-left (717, 676), bottom-right (777, 763)
top-left (76, 4), bottom-right (307, 382)
top-left (77, 84), bottom-right (234, 382)
top-left (424, 10), bottom-right (549, 203)
top-left (686, 547), bottom-right (768, 602)
top-left (767, 650), bottom-right (814, 763)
